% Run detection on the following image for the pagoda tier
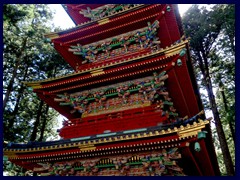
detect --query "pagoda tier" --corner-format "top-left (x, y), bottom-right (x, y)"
top-left (45, 4), bottom-right (183, 71)
top-left (4, 118), bottom-right (219, 176)
top-left (24, 40), bottom-right (201, 121)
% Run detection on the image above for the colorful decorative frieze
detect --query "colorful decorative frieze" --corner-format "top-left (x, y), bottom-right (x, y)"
top-left (68, 20), bottom-right (160, 64)
top-left (36, 148), bottom-right (185, 176)
top-left (54, 71), bottom-right (178, 121)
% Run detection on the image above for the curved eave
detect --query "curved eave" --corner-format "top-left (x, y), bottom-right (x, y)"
top-left (61, 4), bottom-right (78, 26)
top-left (173, 4), bottom-right (184, 37)
top-left (22, 40), bottom-right (193, 119)
top-left (23, 39), bottom-right (189, 90)
top-left (63, 4), bottom-right (105, 26)
top-left (4, 119), bottom-right (219, 175)
top-left (44, 4), bottom-right (148, 41)
top-left (50, 4), bottom-right (165, 45)
top-left (4, 119), bottom-right (209, 156)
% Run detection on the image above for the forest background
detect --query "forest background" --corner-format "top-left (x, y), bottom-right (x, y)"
top-left (3, 4), bottom-right (235, 176)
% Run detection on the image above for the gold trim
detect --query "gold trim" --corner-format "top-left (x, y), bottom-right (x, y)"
top-left (80, 146), bottom-right (96, 152)
top-left (22, 40), bottom-right (189, 87)
top-left (165, 45), bottom-right (186, 57)
top-left (3, 151), bottom-right (17, 158)
top-left (79, 144), bottom-right (96, 152)
top-left (90, 69), bottom-right (105, 76)
top-left (177, 118), bottom-right (210, 139)
top-left (22, 82), bottom-right (42, 89)
top-left (44, 4), bottom-right (146, 38)
top-left (78, 143), bottom-right (93, 148)
top-left (178, 129), bottom-right (202, 139)
top-left (98, 18), bottom-right (110, 25)
top-left (44, 33), bottom-right (59, 40)
top-left (31, 85), bottom-right (42, 89)
top-left (4, 117), bottom-right (210, 157)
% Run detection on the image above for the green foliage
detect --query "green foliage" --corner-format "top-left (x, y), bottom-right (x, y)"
top-left (212, 124), bottom-right (235, 175)
top-left (182, 4), bottom-right (235, 175)
top-left (3, 4), bottom-right (73, 175)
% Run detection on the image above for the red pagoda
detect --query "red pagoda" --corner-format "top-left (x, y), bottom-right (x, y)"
top-left (4, 4), bottom-right (220, 176)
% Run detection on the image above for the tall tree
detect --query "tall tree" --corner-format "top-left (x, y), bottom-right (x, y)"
top-left (7, 61), bottom-right (30, 129)
top-left (30, 100), bottom-right (44, 141)
top-left (218, 82), bottom-right (235, 144)
top-left (217, 4), bottom-right (235, 55)
top-left (38, 104), bottom-right (49, 142)
top-left (3, 4), bottom-right (52, 119)
top-left (182, 5), bottom-right (235, 175)
top-left (3, 37), bottom-right (28, 110)
top-left (3, 5), bottom-right (74, 175)
top-left (3, 4), bottom-right (72, 143)
top-left (208, 5), bottom-right (235, 172)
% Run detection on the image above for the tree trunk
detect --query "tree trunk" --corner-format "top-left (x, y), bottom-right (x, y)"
top-left (3, 57), bottom-right (21, 111)
top-left (206, 82), bottom-right (235, 175)
top-left (8, 65), bottom-right (29, 129)
top-left (38, 105), bottom-right (49, 142)
top-left (38, 65), bottom-right (58, 142)
top-left (3, 37), bottom-right (28, 110)
top-left (198, 50), bottom-right (235, 175)
top-left (219, 83), bottom-right (235, 144)
top-left (30, 100), bottom-right (44, 141)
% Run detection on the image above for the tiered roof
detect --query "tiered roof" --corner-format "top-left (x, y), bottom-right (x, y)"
top-left (23, 39), bottom-right (201, 120)
top-left (4, 4), bottom-right (220, 176)
top-left (5, 116), bottom-right (217, 175)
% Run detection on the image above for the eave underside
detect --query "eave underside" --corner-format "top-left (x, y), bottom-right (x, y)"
top-left (24, 41), bottom-right (199, 120)
top-left (4, 120), bottom-right (219, 175)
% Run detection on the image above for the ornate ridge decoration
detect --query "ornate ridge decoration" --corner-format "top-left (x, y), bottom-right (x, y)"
top-left (44, 4), bottom-right (158, 40)
top-left (79, 4), bottom-right (144, 21)
top-left (55, 71), bottom-right (167, 103)
top-left (32, 148), bottom-right (185, 176)
top-left (54, 71), bottom-right (171, 117)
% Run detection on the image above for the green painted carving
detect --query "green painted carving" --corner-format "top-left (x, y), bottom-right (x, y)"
top-left (40, 148), bottom-right (185, 176)
top-left (68, 21), bottom-right (160, 64)
top-left (80, 4), bottom-right (136, 21)
top-left (59, 73), bottom-right (168, 116)
top-left (56, 71), bottom-right (168, 109)
top-left (55, 71), bottom-right (183, 127)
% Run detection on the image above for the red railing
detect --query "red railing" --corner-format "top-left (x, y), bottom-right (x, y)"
top-left (59, 105), bottom-right (168, 139)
